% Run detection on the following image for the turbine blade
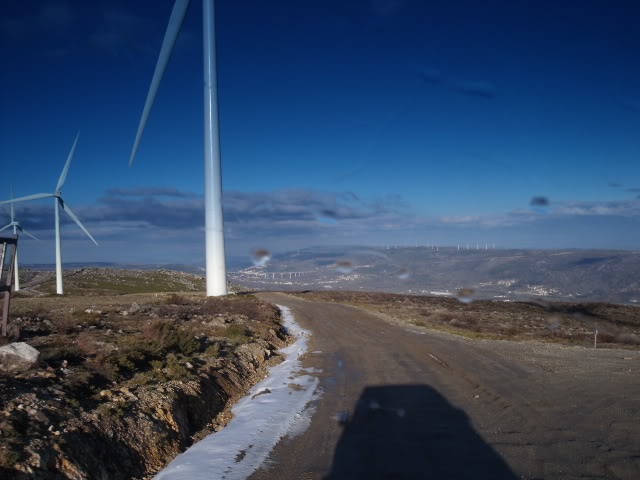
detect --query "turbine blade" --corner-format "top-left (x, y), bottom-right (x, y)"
top-left (129, 0), bottom-right (190, 167)
top-left (59, 199), bottom-right (99, 246)
top-left (18, 228), bottom-right (39, 241)
top-left (0, 224), bottom-right (12, 233)
top-left (56, 132), bottom-right (80, 191)
top-left (10, 186), bottom-right (14, 222)
top-left (0, 193), bottom-right (54, 205)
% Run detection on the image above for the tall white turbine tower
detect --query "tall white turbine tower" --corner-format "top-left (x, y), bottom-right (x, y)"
top-left (128, 0), bottom-right (227, 296)
top-left (0, 134), bottom-right (98, 294)
top-left (0, 187), bottom-right (39, 291)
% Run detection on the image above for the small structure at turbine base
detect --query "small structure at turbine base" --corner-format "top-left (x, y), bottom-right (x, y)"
top-left (0, 236), bottom-right (18, 338)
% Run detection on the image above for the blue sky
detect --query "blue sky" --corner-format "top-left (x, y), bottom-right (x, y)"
top-left (1, 0), bottom-right (639, 264)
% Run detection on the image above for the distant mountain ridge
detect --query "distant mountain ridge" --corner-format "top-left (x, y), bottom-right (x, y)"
top-left (21, 246), bottom-right (640, 304)
top-left (230, 246), bottom-right (640, 304)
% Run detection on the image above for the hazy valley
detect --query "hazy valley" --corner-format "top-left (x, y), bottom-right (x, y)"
top-left (230, 246), bottom-right (640, 304)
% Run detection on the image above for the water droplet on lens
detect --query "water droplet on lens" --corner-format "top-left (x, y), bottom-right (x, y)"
top-left (456, 288), bottom-right (475, 304)
top-left (530, 196), bottom-right (549, 207)
top-left (317, 209), bottom-right (339, 224)
top-left (335, 410), bottom-right (350, 425)
top-left (546, 315), bottom-right (561, 330)
top-left (335, 260), bottom-right (353, 274)
top-left (251, 249), bottom-right (271, 267)
top-left (530, 196), bottom-right (550, 213)
top-left (396, 267), bottom-right (410, 280)
top-left (355, 249), bottom-right (390, 260)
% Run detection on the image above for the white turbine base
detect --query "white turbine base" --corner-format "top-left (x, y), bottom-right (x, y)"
top-left (203, 0), bottom-right (227, 297)
top-left (205, 230), bottom-right (227, 296)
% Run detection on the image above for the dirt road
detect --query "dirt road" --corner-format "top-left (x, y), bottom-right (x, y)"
top-left (250, 293), bottom-right (640, 480)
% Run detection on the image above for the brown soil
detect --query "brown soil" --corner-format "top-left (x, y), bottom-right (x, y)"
top-left (0, 292), bottom-right (290, 479)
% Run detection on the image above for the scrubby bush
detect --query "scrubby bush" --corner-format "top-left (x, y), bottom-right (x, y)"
top-left (596, 332), bottom-right (616, 343)
top-left (142, 319), bottom-right (199, 355)
top-left (203, 297), bottom-right (276, 323)
top-left (76, 331), bottom-right (101, 356)
top-left (64, 369), bottom-right (101, 394)
top-left (164, 293), bottom-right (193, 306)
top-left (165, 354), bottom-right (189, 378)
top-left (53, 310), bottom-right (101, 334)
top-left (205, 343), bottom-right (221, 357)
top-left (221, 325), bottom-right (251, 344)
top-left (137, 354), bottom-right (192, 383)
top-left (40, 342), bottom-right (84, 366)
top-left (616, 333), bottom-right (640, 345)
top-left (86, 320), bottom-right (201, 382)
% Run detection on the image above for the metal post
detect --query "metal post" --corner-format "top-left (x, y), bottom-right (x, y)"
top-left (1, 238), bottom-right (18, 337)
top-left (55, 198), bottom-right (63, 294)
top-left (203, 0), bottom-right (227, 296)
top-left (1, 244), bottom-right (8, 337)
top-left (0, 244), bottom-right (5, 275)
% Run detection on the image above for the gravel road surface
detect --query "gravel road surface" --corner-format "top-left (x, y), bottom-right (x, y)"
top-left (250, 293), bottom-right (640, 480)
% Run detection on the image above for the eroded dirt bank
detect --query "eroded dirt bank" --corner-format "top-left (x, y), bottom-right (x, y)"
top-left (1, 293), bottom-right (291, 479)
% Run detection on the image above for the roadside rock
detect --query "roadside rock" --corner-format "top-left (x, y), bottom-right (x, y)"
top-left (0, 342), bottom-right (40, 373)
top-left (235, 343), bottom-right (270, 369)
top-left (128, 303), bottom-right (142, 315)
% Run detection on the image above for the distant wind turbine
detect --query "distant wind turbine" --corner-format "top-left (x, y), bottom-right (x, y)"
top-left (0, 187), bottom-right (39, 291)
top-left (128, 0), bottom-right (227, 296)
top-left (0, 134), bottom-right (98, 294)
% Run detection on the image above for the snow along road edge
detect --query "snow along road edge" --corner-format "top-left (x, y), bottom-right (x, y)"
top-left (154, 305), bottom-right (320, 480)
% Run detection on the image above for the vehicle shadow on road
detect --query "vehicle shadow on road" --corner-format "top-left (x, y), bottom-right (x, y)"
top-left (325, 384), bottom-right (517, 480)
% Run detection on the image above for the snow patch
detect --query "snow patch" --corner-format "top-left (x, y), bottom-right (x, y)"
top-left (155, 305), bottom-right (320, 480)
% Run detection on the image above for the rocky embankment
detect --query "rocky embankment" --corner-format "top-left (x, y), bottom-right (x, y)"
top-left (0, 294), bottom-right (290, 479)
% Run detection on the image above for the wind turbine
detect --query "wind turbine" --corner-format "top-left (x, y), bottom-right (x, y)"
top-left (0, 187), bottom-right (39, 291)
top-left (0, 134), bottom-right (98, 295)
top-left (128, 0), bottom-right (227, 296)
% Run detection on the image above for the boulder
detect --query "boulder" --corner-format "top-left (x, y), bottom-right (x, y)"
top-left (0, 342), bottom-right (40, 373)
top-left (128, 303), bottom-right (142, 315)
top-left (235, 343), bottom-right (268, 369)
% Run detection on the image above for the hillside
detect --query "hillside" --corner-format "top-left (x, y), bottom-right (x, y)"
top-left (17, 268), bottom-right (206, 296)
top-left (229, 246), bottom-right (640, 304)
